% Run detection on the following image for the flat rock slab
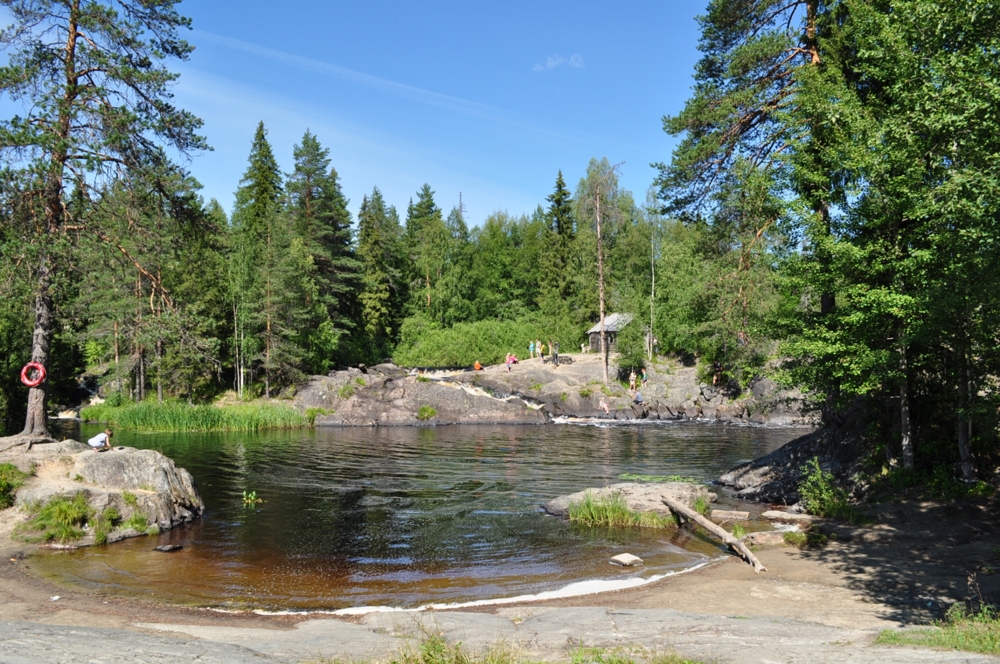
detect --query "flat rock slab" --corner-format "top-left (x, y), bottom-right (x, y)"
top-left (762, 510), bottom-right (816, 523)
top-left (610, 553), bottom-right (644, 566)
top-left (711, 509), bottom-right (750, 520)
top-left (130, 607), bottom-right (996, 664)
top-left (544, 482), bottom-right (716, 518)
top-left (743, 530), bottom-right (789, 547)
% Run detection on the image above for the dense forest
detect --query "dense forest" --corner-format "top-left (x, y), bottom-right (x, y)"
top-left (2, 0), bottom-right (1000, 481)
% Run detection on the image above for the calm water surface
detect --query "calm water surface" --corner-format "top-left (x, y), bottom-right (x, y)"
top-left (30, 421), bottom-right (810, 611)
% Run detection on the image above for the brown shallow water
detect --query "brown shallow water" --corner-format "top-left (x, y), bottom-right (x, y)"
top-left (29, 421), bottom-right (811, 611)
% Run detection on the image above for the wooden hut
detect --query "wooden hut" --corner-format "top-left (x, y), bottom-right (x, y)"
top-left (586, 313), bottom-right (635, 353)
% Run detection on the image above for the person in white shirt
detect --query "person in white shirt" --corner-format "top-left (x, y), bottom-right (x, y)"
top-left (88, 429), bottom-right (113, 452)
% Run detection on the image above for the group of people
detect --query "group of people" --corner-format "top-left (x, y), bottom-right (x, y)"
top-left (628, 368), bottom-right (648, 406)
top-left (528, 339), bottom-right (560, 366)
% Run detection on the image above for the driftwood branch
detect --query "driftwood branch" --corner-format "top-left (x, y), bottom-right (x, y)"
top-left (662, 494), bottom-right (767, 574)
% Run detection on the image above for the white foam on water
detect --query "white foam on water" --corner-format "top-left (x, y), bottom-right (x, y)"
top-left (246, 560), bottom-right (717, 617)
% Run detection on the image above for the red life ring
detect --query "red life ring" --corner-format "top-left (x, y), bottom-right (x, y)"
top-left (20, 362), bottom-right (46, 388)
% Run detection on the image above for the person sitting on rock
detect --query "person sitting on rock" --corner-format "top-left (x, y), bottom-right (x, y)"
top-left (632, 391), bottom-right (644, 406)
top-left (599, 397), bottom-right (610, 414)
top-left (88, 428), bottom-right (113, 452)
top-left (474, 360), bottom-right (482, 371)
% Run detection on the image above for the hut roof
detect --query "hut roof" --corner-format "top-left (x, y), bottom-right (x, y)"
top-left (586, 313), bottom-right (635, 335)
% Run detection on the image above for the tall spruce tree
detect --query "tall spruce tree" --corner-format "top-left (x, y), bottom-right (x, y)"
top-left (357, 188), bottom-right (406, 357)
top-left (286, 131), bottom-right (361, 339)
top-left (405, 184), bottom-right (449, 314)
top-left (0, 0), bottom-right (206, 436)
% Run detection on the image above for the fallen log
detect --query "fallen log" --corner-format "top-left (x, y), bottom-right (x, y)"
top-left (662, 494), bottom-right (767, 574)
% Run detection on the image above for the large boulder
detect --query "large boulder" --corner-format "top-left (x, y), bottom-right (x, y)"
top-left (13, 446), bottom-right (204, 534)
top-left (544, 482), bottom-right (717, 518)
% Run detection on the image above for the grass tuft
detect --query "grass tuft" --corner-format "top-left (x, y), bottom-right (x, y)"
top-left (81, 401), bottom-right (306, 432)
top-left (93, 505), bottom-right (121, 545)
top-left (692, 495), bottom-right (711, 517)
top-left (579, 388), bottom-right (592, 398)
top-left (417, 405), bottom-right (437, 421)
top-left (123, 512), bottom-right (148, 531)
top-left (16, 493), bottom-right (92, 543)
top-left (0, 463), bottom-right (29, 509)
top-left (875, 604), bottom-right (1000, 654)
top-left (568, 491), bottom-right (673, 529)
top-left (337, 384), bottom-right (355, 399)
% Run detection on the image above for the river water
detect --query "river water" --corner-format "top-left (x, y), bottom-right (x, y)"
top-left (30, 421), bottom-right (811, 612)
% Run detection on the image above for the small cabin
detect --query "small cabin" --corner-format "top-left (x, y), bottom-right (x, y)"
top-left (586, 313), bottom-right (635, 353)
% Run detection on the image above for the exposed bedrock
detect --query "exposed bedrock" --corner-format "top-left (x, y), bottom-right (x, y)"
top-left (293, 355), bottom-right (819, 427)
top-left (544, 482), bottom-right (718, 518)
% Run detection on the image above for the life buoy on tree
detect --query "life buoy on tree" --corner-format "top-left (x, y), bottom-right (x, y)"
top-left (20, 362), bottom-right (46, 388)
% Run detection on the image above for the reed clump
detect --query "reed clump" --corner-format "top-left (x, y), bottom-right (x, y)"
top-left (567, 491), bottom-right (674, 529)
top-left (81, 401), bottom-right (306, 432)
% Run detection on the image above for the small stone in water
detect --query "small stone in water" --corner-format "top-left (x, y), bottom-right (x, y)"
top-left (154, 545), bottom-right (183, 552)
top-left (610, 553), bottom-right (643, 567)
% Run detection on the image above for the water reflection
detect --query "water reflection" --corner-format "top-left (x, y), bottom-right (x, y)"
top-left (31, 421), bottom-right (810, 611)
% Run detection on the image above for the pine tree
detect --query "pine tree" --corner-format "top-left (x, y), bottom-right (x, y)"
top-left (0, 0), bottom-right (206, 436)
top-left (405, 184), bottom-right (449, 314)
top-left (357, 188), bottom-right (406, 357)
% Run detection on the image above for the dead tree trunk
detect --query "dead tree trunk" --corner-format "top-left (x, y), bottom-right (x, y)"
top-left (662, 495), bottom-right (767, 574)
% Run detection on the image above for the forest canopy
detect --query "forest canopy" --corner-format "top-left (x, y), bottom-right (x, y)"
top-left (1, 0), bottom-right (999, 482)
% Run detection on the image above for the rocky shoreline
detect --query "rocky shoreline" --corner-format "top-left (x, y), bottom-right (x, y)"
top-left (293, 353), bottom-right (818, 428)
top-left (0, 437), bottom-right (203, 548)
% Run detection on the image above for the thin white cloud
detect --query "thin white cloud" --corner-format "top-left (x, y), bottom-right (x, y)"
top-left (532, 53), bottom-right (584, 72)
top-left (193, 30), bottom-right (515, 125)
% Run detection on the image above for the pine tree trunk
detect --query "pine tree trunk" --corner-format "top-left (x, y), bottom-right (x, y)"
top-left (21, 253), bottom-right (54, 437)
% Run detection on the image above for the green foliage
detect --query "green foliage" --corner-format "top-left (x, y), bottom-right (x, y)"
top-left (417, 406), bottom-right (437, 421)
top-left (692, 495), bottom-right (711, 517)
top-left (567, 491), bottom-right (673, 529)
top-left (394, 315), bottom-right (551, 367)
top-left (579, 389), bottom-right (592, 398)
top-left (123, 512), bottom-right (148, 531)
top-left (337, 384), bottom-right (355, 399)
top-left (798, 458), bottom-right (872, 524)
top-left (416, 375), bottom-right (431, 383)
top-left (730, 523), bottom-right (746, 539)
top-left (875, 604), bottom-right (1000, 655)
top-left (355, 377), bottom-right (367, 386)
top-left (17, 494), bottom-right (92, 543)
top-left (305, 407), bottom-right (331, 425)
top-left (121, 491), bottom-right (138, 508)
top-left (242, 490), bottom-right (263, 506)
top-left (80, 401), bottom-right (306, 432)
top-left (0, 463), bottom-right (28, 509)
top-left (93, 506), bottom-right (121, 545)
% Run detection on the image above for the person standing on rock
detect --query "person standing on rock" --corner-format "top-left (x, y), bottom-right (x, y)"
top-left (641, 367), bottom-right (648, 388)
top-left (88, 429), bottom-right (113, 452)
top-left (628, 370), bottom-right (637, 392)
top-left (551, 340), bottom-right (559, 367)
top-left (529, 340), bottom-right (535, 359)
top-left (538, 340), bottom-right (546, 362)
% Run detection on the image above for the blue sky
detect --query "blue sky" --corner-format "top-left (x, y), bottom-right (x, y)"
top-left (3, 1), bottom-right (708, 225)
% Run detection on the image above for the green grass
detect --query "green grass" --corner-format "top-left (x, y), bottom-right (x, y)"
top-left (579, 388), bottom-right (592, 398)
top-left (123, 512), bottom-right (148, 531)
top-left (355, 377), bottom-right (367, 386)
top-left (875, 604), bottom-right (1000, 655)
top-left (568, 491), bottom-right (674, 529)
top-left (730, 522), bottom-right (746, 539)
top-left (16, 493), bottom-right (92, 543)
top-left (0, 463), bottom-right (29, 509)
top-left (417, 405), bottom-right (437, 421)
top-left (122, 490), bottom-right (138, 508)
top-left (569, 646), bottom-right (701, 664)
top-left (93, 506), bottom-right (121, 545)
top-left (305, 407), bottom-right (332, 425)
top-left (529, 382), bottom-right (543, 391)
top-left (81, 401), bottom-right (306, 432)
top-left (618, 473), bottom-right (700, 483)
top-left (783, 529), bottom-right (830, 548)
top-left (692, 495), bottom-right (711, 517)
top-left (337, 384), bottom-right (356, 399)
top-left (417, 375), bottom-right (432, 383)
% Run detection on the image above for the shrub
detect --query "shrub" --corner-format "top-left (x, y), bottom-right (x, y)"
top-left (355, 377), bottom-right (367, 386)
top-left (305, 407), bottom-right (330, 425)
top-left (0, 463), bottom-right (28, 509)
top-left (798, 457), bottom-right (871, 524)
top-left (17, 493), bottom-right (92, 543)
top-left (579, 388), bottom-right (592, 398)
top-left (417, 406), bottom-right (437, 421)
